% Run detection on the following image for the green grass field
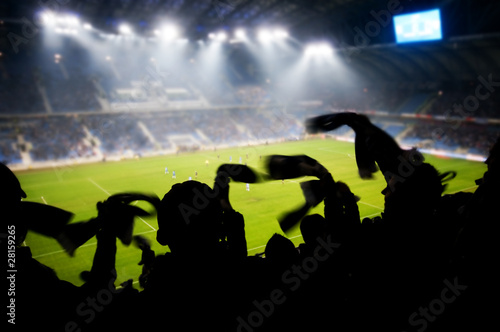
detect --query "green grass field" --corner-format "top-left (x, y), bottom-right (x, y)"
top-left (15, 139), bottom-right (486, 287)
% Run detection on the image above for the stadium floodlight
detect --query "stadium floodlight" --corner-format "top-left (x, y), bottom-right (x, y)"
top-left (216, 31), bottom-right (227, 42)
top-left (164, 25), bottom-right (179, 40)
top-left (235, 28), bottom-right (246, 39)
top-left (156, 24), bottom-right (180, 40)
top-left (40, 11), bottom-right (57, 26)
top-left (304, 43), bottom-right (333, 57)
top-left (257, 27), bottom-right (288, 43)
top-left (41, 12), bottom-right (80, 28)
top-left (257, 29), bottom-right (273, 43)
top-left (118, 23), bottom-right (132, 35)
top-left (304, 45), bottom-right (315, 56)
top-left (83, 23), bottom-right (92, 30)
top-left (54, 27), bottom-right (78, 35)
top-left (209, 31), bottom-right (227, 42)
top-left (58, 15), bottom-right (79, 27)
top-left (273, 28), bottom-right (289, 40)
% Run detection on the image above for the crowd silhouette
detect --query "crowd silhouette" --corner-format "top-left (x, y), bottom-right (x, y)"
top-left (3, 113), bottom-right (498, 331)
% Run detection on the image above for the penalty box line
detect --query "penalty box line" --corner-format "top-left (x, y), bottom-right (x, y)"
top-left (87, 177), bottom-right (157, 231)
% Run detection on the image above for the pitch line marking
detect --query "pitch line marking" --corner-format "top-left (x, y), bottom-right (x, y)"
top-left (87, 177), bottom-right (111, 195)
top-left (358, 201), bottom-right (384, 210)
top-left (87, 178), bottom-right (156, 231)
top-left (32, 229), bottom-right (156, 259)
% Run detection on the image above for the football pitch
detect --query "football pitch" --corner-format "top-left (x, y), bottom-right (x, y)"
top-left (15, 139), bottom-right (486, 287)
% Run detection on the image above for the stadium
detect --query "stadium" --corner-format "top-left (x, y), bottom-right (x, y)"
top-left (1, 0), bottom-right (499, 331)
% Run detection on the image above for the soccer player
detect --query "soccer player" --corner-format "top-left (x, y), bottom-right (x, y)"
top-left (172, 170), bottom-right (176, 179)
top-left (246, 183), bottom-right (250, 191)
top-left (165, 166), bottom-right (168, 174)
top-left (195, 171), bottom-right (198, 179)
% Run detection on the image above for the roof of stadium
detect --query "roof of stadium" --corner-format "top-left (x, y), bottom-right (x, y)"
top-left (1, 0), bottom-right (500, 82)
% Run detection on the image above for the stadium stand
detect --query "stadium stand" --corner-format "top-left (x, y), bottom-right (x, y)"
top-left (21, 116), bottom-right (89, 161)
top-left (0, 122), bottom-right (22, 164)
top-left (2, 100), bottom-right (499, 166)
top-left (81, 114), bottom-right (155, 156)
top-left (400, 120), bottom-right (500, 155)
top-left (0, 72), bottom-right (46, 114)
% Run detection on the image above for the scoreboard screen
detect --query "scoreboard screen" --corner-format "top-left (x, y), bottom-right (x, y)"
top-left (394, 9), bottom-right (442, 43)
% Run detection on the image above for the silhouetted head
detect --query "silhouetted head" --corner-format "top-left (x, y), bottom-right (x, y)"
top-left (485, 136), bottom-right (500, 181)
top-left (156, 181), bottom-right (222, 256)
top-left (0, 163), bottom-right (26, 206)
top-left (300, 214), bottom-right (327, 246)
top-left (1, 163), bottom-right (28, 244)
top-left (382, 163), bottom-right (445, 221)
top-left (265, 233), bottom-right (299, 268)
